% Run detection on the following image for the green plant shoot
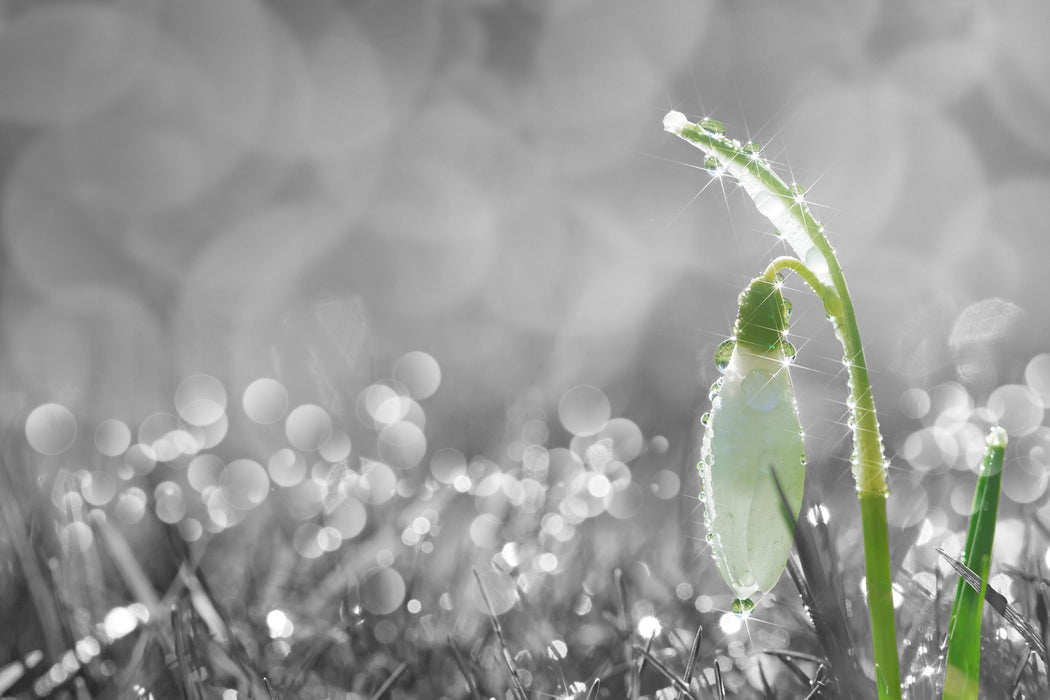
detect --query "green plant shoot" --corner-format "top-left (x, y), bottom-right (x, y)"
top-left (943, 427), bottom-right (1007, 700)
top-left (664, 110), bottom-right (901, 699)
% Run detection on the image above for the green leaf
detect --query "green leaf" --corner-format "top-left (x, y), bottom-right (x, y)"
top-left (943, 427), bottom-right (1007, 700)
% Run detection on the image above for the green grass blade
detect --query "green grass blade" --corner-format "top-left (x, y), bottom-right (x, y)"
top-left (943, 426), bottom-right (1007, 700)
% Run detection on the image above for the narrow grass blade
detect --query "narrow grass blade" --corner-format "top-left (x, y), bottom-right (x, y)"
top-left (0, 455), bottom-right (67, 661)
top-left (771, 470), bottom-right (873, 699)
top-left (758, 660), bottom-right (776, 700)
top-left (632, 645), bottom-right (696, 699)
top-left (674, 626), bottom-right (702, 700)
top-left (170, 605), bottom-right (205, 700)
top-left (472, 567), bottom-right (528, 700)
top-left (1008, 649), bottom-right (1031, 697)
top-left (447, 635), bottom-right (483, 700)
top-left (631, 635), bottom-right (655, 700)
top-left (943, 427), bottom-right (1007, 700)
top-left (585, 678), bottom-right (601, 700)
top-left (369, 661), bottom-right (408, 700)
top-left (713, 660), bottom-right (726, 700)
top-left (937, 549), bottom-right (1047, 665)
top-left (763, 649), bottom-right (817, 687)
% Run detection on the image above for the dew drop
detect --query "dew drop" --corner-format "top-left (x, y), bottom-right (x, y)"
top-left (392, 351), bottom-right (441, 400)
top-left (94, 418), bottom-right (131, 457)
top-left (662, 110), bottom-right (688, 133)
top-left (714, 339), bottom-right (735, 371)
top-left (219, 459), bottom-right (270, 510)
top-left (558, 385), bottom-right (610, 437)
top-left (704, 155), bottom-right (720, 175)
top-left (731, 598), bottom-right (755, 616)
top-left (26, 403), bottom-right (77, 455)
top-left (780, 340), bottom-right (796, 363)
top-left (700, 412), bottom-right (711, 426)
top-left (174, 374), bottom-right (227, 427)
top-left (708, 377), bottom-right (724, 401)
top-left (285, 404), bottom-right (333, 452)
top-left (243, 378), bottom-right (288, 425)
top-left (805, 247), bottom-right (829, 277)
top-left (782, 298), bottom-right (792, 322)
top-left (699, 118), bottom-right (725, 135)
top-left (742, 370), bottom-right (781, 412)
top-left (742, 141), bottom-right (760, 155)
top-left (789, 183), bottom-right (806, 197)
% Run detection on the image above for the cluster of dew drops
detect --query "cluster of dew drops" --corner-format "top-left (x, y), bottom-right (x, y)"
top-left (21, 350), bottom-right (443, 558)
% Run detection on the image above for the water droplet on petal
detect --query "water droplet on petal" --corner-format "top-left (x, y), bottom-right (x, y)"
top-left (731, 598), bottom-right (755, 616)
top-left (700, 412), bottom-right (711, 426)
top-left (704, 155), bottom-right (720, 175)
top-left (742, 141), bottom-right (760, 155)
top-left (805, 247), bottom-right (829, 277)
top-left (782, 298), bottom-right (792, 322)
top-left (714, 339), bottom-right (735, 371)
top-left (780, 340), bottom-right (797, 363)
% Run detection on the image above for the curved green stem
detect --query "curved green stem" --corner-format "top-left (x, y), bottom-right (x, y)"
top-left (666, 112), bottom-right (900, 699)
top-left (759, 256), bottom-right (840, 317)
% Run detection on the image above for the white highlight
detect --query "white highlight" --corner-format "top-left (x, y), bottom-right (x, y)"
top-left (102, 607), bottom-right (139, 640)
top-left (636, 615), bottom-right (662, 638)
top-left (662, 110), bottom-right (688, 134)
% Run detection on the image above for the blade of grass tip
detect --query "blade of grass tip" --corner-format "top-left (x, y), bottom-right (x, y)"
top-left (944, 427), bottom-right (1007, 700)
top-left (472, 568), bottom-right (528, 700)
top-left (263, 676), bottom-right (279, 700)
top-left (758, 660), bottom-right (776, 700)
top-left (632, 645), bottom-right (696, 699)
top-left (771, 470), bottom-right (872, 700)
top-left (762, 649), bottom-right (820, 687)
top-left (368, 661), bottom-right (408, 700)
top-left (448, 635), bottom-right (483, 700)
top-left (674, 626), bottom-right (703, 700)
top-left (713, 660), bottom-right (726, 700)
top-left (629, 635), bottom-right (654, 700)
top-left (585, 678), bottom-right (601, 700)
top-left (937, 549), bottom-right (1048, 665)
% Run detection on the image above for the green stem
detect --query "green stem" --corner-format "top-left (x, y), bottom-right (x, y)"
top-left (666, 112), bottom-right (901, 699)
top-left (759, 255), bottom-right (837, 314)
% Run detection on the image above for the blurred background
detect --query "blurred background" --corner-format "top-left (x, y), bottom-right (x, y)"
top-left (3, 0), bottom-right (1050, 697)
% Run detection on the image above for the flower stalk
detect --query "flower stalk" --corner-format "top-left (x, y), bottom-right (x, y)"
top-left (665, 111), bottom-right (901, 699)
